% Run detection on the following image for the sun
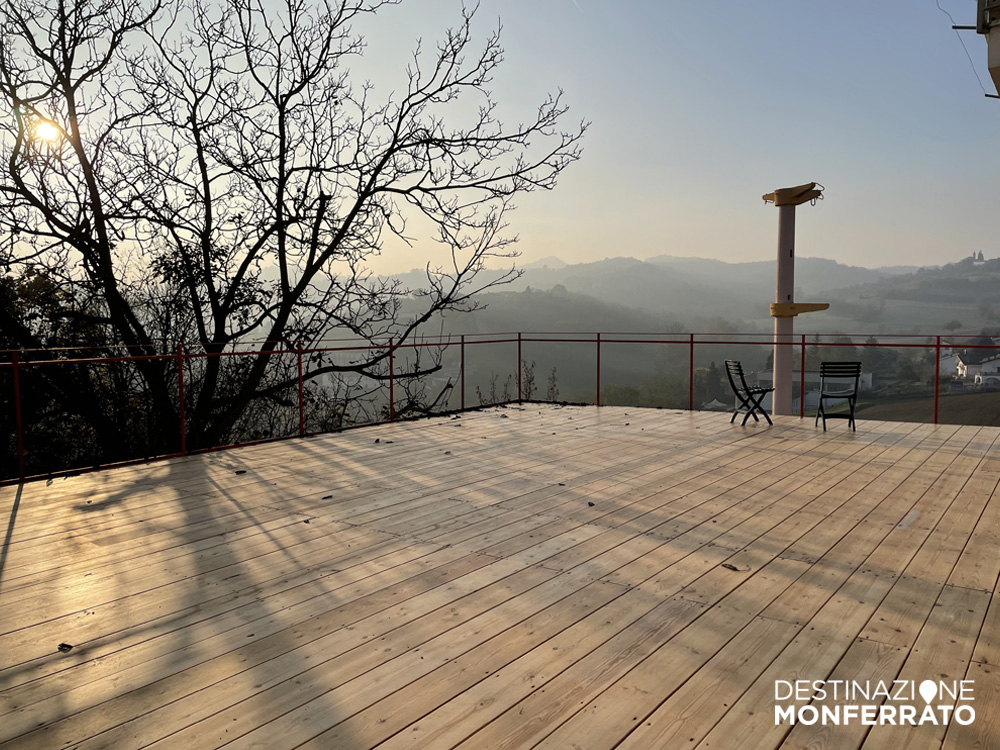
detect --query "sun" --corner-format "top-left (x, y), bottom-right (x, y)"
top-left (34, 121), bottom-right (60, 141)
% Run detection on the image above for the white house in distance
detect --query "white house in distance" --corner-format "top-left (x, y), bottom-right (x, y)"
top-left (954, 347), bottom-right (1000, 380)
top-left (956, 354), bottom-right (984, 380)
top-left (939, 353), bottom-right (960, 378)
top-left (976, 356), bottom-right (1000, 388)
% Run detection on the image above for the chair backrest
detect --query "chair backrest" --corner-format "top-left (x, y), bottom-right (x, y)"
top-left (725, 360), bottom-right (749, 392)
top-left (819, 361), bottom-right (862, 378)
top-left (819, 361), bottom-right (862, 392)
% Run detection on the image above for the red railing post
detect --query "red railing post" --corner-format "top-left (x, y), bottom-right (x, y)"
top-left (297, 341), bottom-right (305, 436)
top-left (460, 334), bottom-right (466, 411)
top-left (388, 338), bottom-right (395, 421)
top-left (934, 335), bottom-right (941, 425)
top-left (800, 334), bottom-right (806, 419)
top-left (12, 351), bottom-right (25, 482)
top-left (596, 332), bottom-right (601, 406)
top-left (176, 344), bottom-right (186, 456)
top-left (517, 332), bottom-right (522, 402)
top-left (688, 333), bottom-right (695, 411)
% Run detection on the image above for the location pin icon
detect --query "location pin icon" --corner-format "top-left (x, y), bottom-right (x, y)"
top-left (918, 680), bottom-right (938, 703)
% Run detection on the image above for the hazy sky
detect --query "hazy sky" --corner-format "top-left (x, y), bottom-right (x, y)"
top-left (357, 1), bottom-right (1000, 273)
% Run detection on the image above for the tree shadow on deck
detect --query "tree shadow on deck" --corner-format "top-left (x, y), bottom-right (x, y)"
top-left (0, 484), bottom-right (23, 600)
top-left (0, 442), bottom-right (385, 749)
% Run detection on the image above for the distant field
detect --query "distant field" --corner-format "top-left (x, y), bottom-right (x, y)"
top-left (855, 391), bottom-right (1000, 426)
top-left (809, 297), bottom-right (986, 336)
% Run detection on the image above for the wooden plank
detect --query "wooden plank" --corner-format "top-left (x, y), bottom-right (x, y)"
top-left (0, 411), bottom-right (839, 526)
top-left (693, 582), bottom-right (987, 750)
top-left (972, 591), bottom-right (1000, 668)
top-left (374, 595), bottom-right (708, 750)
top-left (291, 585), bottom-right (648, 750)
top-left (0, 512), bottom-right (367, 611)
top-left (779, 638), bottom-right (909, 750)
top-left (688, 568), bottom-right (901, 750)
top-left (218, 579), bottom-right (636, 750)
top-left (681, 427), bottom-right (982, 750)
top-left (490, 416), bottom-right (809, 519)
top-left (556, 615), bottom-right (802, 750)
top-left (369, 511), bottom-right (783, 750)
top-left (0, 531), bottom-right (428, 696)
top-left (544, 437), bottom-right (816, 524)
top-left (0, 520), bottom-right (403, 634)
top-left (3, 410), bottom-right (630, 540)
top-left (857, 462), bottom-right (998, 649)
top-left (0, 504), bottom-right (313, 591)
top-left (0, 494), bottom-right (578, 698)
top-left (132, 574), bottom-right (630, 750)
top-left (443, 551), bottom-right (810, 750)
top-left (948, 473), bottom-right (1000, 591)
top-left (0, 498), bottom-right (563, 700)
top-left (605, 460), bottom-right (890, 590)
top-left (544, 532), bottom-right (667, 581)
top-left (2, 551), bottom-right (505, 745)
top-left (761, 428), bottom-right (978, 630)
top-left (3, 408), bottom-right (997, 750)
top-left (940, 660), bottom-right (1000, 750)
top-left (859, 585), bottom-right (990, 750)
top-left (0, 530), bottom-right (414, 687)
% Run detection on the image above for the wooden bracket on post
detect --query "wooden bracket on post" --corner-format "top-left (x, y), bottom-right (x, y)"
top-left (770, 302), bottom-right (830, 318)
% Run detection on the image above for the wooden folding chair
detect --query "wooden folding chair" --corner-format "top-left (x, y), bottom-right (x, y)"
top-left (815, 361), bottom-right (862, 431)
top-left (725, 360), bottom-right (774, 426)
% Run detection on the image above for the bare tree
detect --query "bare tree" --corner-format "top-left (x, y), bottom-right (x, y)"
top-left (0, 0), bottom-right (585, 453)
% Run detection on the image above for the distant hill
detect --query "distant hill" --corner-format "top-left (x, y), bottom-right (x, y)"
top-left (394, 254), bottom-right (908, 330)
top-left (817, 255), bottom-right (1000, 333)
top-left (435, 285), bottom-right (670, 334)
top-left (393, 256), bottom-right (761, 324)
top-left (416, 286), bottom-right (768, 405)
top-left (522, 256), bottom-right (567, 269)
top-left (872, 264), bottom-right (924, 276)
top-left (393, 254), bottom-right (998, 336)
top-left (643, 254), bottom-right (897, 296)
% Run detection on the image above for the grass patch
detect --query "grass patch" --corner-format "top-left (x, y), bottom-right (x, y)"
top-left (854, 390), bottom-right (1000, 426)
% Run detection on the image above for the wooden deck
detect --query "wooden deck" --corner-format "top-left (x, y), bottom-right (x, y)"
top-left (2, 405), bottom-right (1000, 749)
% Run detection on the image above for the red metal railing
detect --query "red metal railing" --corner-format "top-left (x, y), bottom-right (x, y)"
top-left (2, 331), bottom-right (995, 485)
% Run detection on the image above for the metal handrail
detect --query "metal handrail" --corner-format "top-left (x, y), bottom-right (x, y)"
top-left (1, 330), bottom-right (991, 485)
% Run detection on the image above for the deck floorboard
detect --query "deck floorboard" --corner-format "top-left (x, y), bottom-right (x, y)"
top-left (1, 405), bottom-right (998, 749)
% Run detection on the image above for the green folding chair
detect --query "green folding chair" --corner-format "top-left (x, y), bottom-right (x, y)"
top-left (725, 360), bottom-right (774, 426)
top-left (815, 361), bottom-right (862, 431)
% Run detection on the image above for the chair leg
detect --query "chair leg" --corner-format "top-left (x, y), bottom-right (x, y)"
top-left (750, 394), bottom-right (771, 426)
top-left (732, 392), bottom-right (774, 428)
